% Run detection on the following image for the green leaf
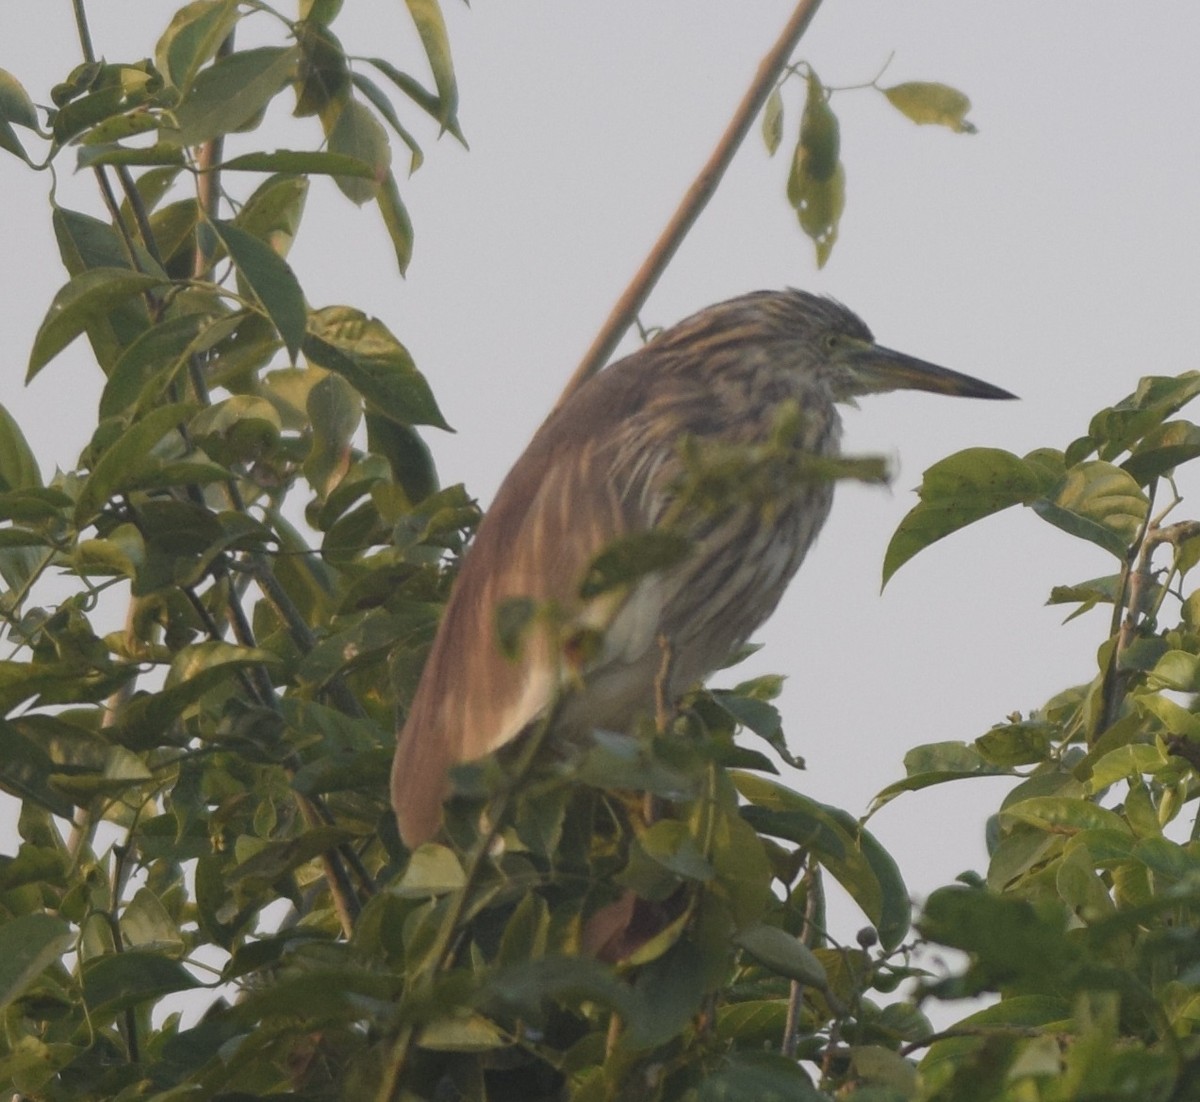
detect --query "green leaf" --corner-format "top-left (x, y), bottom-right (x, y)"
top-left (394, 844), bottom-right (466, 896)
top-left (1047, 573), bottom-right (1123, 621)
top-left (710, 809), bottom-right (775, 927)
top-left (918, 886), bottom-right (1082, 997)
top-left (579, 531), bottom-right (692, 598)
top-left (147, 199), bottom-right (201, 276)
top-left (698, 1052), bottom-right (823, 1102)
top-left (294, 19), bottom-right (350, 117)
top-left (0, 914), bottom-right (72, 1012)
top-left (53, 204), bottom-right (161, 279)
top-left (621, 942), bottom-right (708, 1051)
top-left (82, 950), bottom-right (200, 1015)
top-left (209, 218), bottom-right (306, 361)
top-left (52, 206), bottom-right (161, 369)
top-left (638, 820), bottom-right (714, 882)
top-left (76, 142), bottom-right (185, 170)
top-left (156, 0), bottom-right (243, 91)
top-left (0, 720), bottom-right (78, 818)
top-left (366, 412), bottom-right (438, 502)
top-left (74, 402), bottom-right (195, 525)
top-left (0, 68), bottom-right (38, 131)
top-left (712, 691), bottom-right (799, 768)
top-left (99, 312), bottom-right (210, 420)
top-left (734, 773), bottom-right (909, 949)
top-left (363, 56), bottom-right (466, 145)
top-left (404, 0), bottom-right (459, 130)
top-left (883, 81), bottom-right (977, 133)
top-left (716, 999), bottom-right (789, 1045)
top-left (377, 169), bottom-right (415, 274)
top-left (1121, 420), bottom-right (1200, 484)
top-left (974, 721), bottom-right (1056, 767)
top-left (1031, 461), bottom-right (1148, 559)
top-left (350, 71), bottom-right (424, 173)
top-left (906, 740), bottom-right (991, 774)
top-left (1001, 796), bottom-right (1130, 836)
top-left (326, 98), bottom-right (390, 205)
top-left (850, 1045), bottom-right (919, 1095)
top-left (883, 448), bottom-right (1050, 586)
top-left (296, 606), bottom-right (436, 688)
top-left (305, 306), bottom-right (449, 429)
top-left (1087, 373), bottom-right (1200, 461)
top-left (1147, 649), bottom-right (1200, 692)
top-left (485, 955), bottom-right (638, 1029)
top-left (122, 887), bottom-right (185, 953)
top-left (418, 1014), bottom-right (507, 1052)
top-left (74, 532), bottom-right (144, 579)
top-left (761, 87), bottom-right (783, 155)
top-left (1056, 846), bottom-right (1116, 921)
top-left (303, 371), bottom-right (361, 497)
top-left (0, 68), bottom-right (40, 162)
top-left (873, 744), bottom-right (1012, 816)
top-left (233, 173), bottom-right (309, 256)
top-left (172, 46), bottom-right (300, 147)
top-left (0, 405), bottom-right (41, 491)
top-left (920, 995), bottom-right (1071, 1078)
top-left (1132, 836), bottom-right (1200, 882)
top-left (113, 643), bottom-right (279, 748)
top-left (190, 395), bottom-right (282, 464)
top-left (788, 70), bottom-right (843, 267)
top-left (76, 107), bottom-right (159, 147)
top-left (1083, 744), bottom-right (1169, 794)
top-left (733, 923), bottom-right (827, 986)
top-left (219, 148), bottom-right (377, 178)
top-left (27, 268), bottom-right (165, 381)
top-left (165, 639), bottom-right (280, 690)
top-left (0, 487), bottom-right (72, 523)
top-left (1137, 692), bottom-right (1200, 739)
top-left (227, 826), bottom-right (357, 888)
top-left (301, 0), bottom-right (344, 23)
top-left (51, 76), bottom-right (150, 146)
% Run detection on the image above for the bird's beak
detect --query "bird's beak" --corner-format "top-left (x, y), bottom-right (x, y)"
top-left (845, 340), bottom-right (1017, 401)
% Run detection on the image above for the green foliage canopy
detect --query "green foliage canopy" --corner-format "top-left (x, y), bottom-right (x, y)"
top-left (0, 4), bottom-right (1198, 1101)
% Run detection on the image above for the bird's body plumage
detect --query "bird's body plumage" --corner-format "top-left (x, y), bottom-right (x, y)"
top-left (391, 290), bottom-right (1012, 846)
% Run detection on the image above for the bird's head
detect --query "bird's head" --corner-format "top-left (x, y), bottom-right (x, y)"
top-left (726, 289), bottom-right (1017, 405)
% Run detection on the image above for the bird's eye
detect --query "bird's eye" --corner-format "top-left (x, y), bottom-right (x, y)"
top-left (823, 333), bottom-right (840, 350)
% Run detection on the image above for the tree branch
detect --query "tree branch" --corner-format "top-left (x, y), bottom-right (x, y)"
top-left (554, 0), bottom-right (827, 408)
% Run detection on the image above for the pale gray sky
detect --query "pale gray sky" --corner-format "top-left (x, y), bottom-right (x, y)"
top-left (2, 3), bottom-right (1199, 946)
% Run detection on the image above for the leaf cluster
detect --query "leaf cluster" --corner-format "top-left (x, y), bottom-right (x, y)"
top-left (762, 65), bottom-right (976, 267)
top-left (4, 4), bottom-right (1199, 1101)
top-left (881, 372), bottom-right (1200, 1100)
top-left (0, 6), bottom-right (931, 1100)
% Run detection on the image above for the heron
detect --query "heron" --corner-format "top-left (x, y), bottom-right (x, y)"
top-left (391, 289), bottom-right (1014, 847)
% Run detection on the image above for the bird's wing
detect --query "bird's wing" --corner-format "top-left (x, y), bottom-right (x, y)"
top-left (391, 364), bottom-right (669, 845)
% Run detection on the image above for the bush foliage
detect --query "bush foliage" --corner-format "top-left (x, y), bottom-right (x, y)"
top-left (1, 4), bottom-right (1199, 1100)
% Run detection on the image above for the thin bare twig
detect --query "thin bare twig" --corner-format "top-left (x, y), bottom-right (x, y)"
top-left (1097, 486), bottom-right (1160, 738)
top-left (782, 862), bottom-right (824, 1058)
top-left (555, 0), bottom-right (827, 409)
top-left (71, 0), bottom-right (96, 63)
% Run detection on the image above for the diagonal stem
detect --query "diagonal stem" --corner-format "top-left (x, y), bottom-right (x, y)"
top-left (554, 0), bottom-right (827, 408)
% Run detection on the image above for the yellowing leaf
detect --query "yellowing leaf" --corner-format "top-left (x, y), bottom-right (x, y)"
top-left (326, 98), bottom-right (390, 205)
top-left (883, 81), bottom-right (977, 134)
top-left (1031, 461), bottom-right (1148, 559)
top-left (787, 70), bottom-right (844, 267)
top-left (761, 87), bottom-right (783, 155)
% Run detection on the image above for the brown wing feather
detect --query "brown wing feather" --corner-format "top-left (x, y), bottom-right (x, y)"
top-left (391, 365), bottom-right (657, 846)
